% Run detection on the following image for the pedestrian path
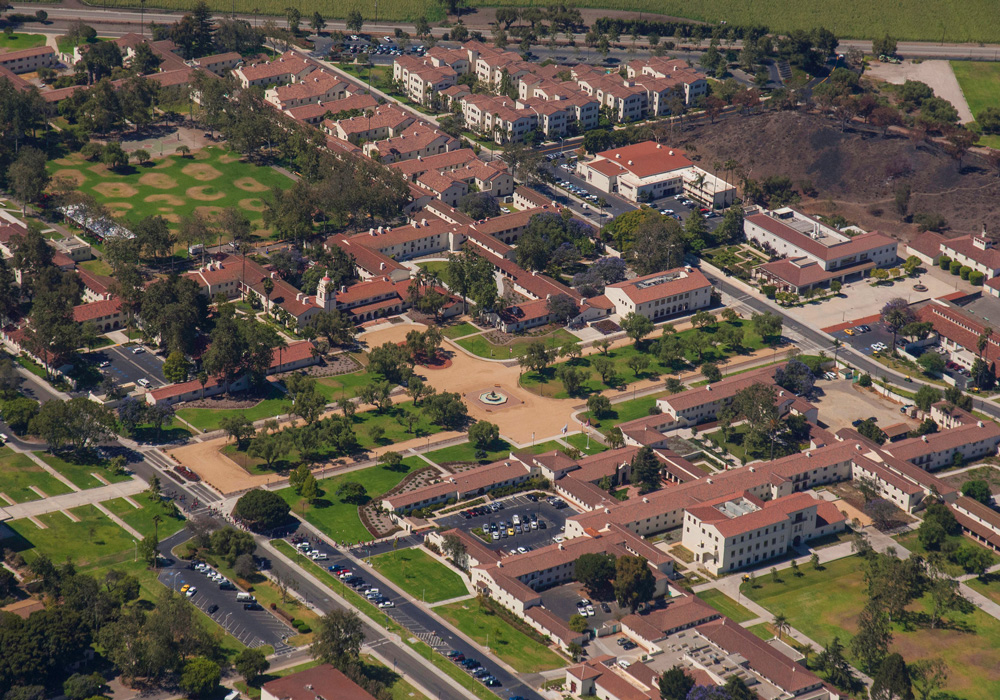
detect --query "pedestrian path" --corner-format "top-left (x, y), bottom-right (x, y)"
top-left (0, 478), bottom-right (147, 519)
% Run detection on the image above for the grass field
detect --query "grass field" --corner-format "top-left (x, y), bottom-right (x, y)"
top-left (696, 588), bottom-right (756, 623)
top-left (34, 451), bottom-right (133, 490)
top-left (581, 392), bottom-right (666, 428)
top-left (442, 322), bottom-right (479, 339)
top-left (101, 493), bottom-right (187, 539)
top-left (6, 505), bottom-right (139, 568)
top-left (563, 432), bottom-right (608, 454)
top-left (82, 0), bottom-right (1000, 40)
top-left (276, 458), bottom-right (424, 543)
top-left (522, 322), bottom-right (763, 399)
top-left (744, 555), bottom-right (1000, 700)
top-left (0, 447), bottom-right (73, 503)
top-left (456, 328), bottom-right (577, 360)
top-left (951, 61), bottom-right (1000, 149)
top-left (48, 146), bottom-right (294, 236)
top-left (315, 369), bottom-right (373, 401)
top-left (0, 33), bottom-right (46, 50)
top-left (437, 599), bottom-right (565, 673)
top-left (369, 548), bottom-right (469, 603)
top-left (424, 439), bottom-right (513, 466)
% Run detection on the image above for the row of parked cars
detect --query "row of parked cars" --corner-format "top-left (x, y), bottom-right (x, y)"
top-left (460, 502), bottom-right (504, 519)
top-left (295, 540), bottom-right (328, 561)
top-left (444, 650), bottom-right (502, 688)
top-left (328, 564), bottom-right (394, 608)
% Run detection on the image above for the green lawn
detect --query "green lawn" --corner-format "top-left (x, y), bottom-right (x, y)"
top-left (522, 322), bottom-right (763, 399)
top-left (696, 588), bottom-right (756, 623)
top-left (563, 432), bottom-right (608, 455)
top-left (521, 439), bottom-right (566, 455)
top-left (744, 555), bottom-right (1000, 700)
top-left (894, 530), bottom-right (996, 578)
top-left (581, 392), bottom-right (667, 428)
top-left (951, 61), bottom-right (1000, 148)
top-left (55, 35), bottom-right (107, 55)
top-left (315, 368), bottom-right (373, 401)
top-left (437, 599), bottom-right (565, 673)
top-left (0, 33), bottom-right (46, 50)
top-left (176, 386), bottom-right (292, 432)
top-left (0, 447), bottom-right (73, 503)
top-left (424, 439), bottom-right (513, 466)
top-left (456, 328), bottom-right (577, 360)
top-left (442, 322), bottom-right (479, 339)
top-left (101, 493), bottom-right (187, 539)
top-left (33, 451), bottom-right (133, 490)
top-left (415, 260), bottom-right (451, 283)
top-left (48, 146), bottom-right (294, 236)
top-left (6, 505), bottom-right (139, 568)
top-left (276, 458), bottom-right (424, 543)
top-left (746, 622), bottom-right (776, 640)
top-left (369, 548), bottom-right (469, 603)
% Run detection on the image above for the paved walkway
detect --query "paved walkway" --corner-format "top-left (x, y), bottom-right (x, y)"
top-left (0, 478), bottom-right (147, 519)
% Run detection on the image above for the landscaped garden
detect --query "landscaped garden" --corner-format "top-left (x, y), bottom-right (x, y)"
top-left (743, 555), bottom-right (1000, 700)
top-left (436, 598), bottom-right (566, 673)
top-left (522, 320), bottom-right (766, 399)
top-left (175, 385), bottom-right (292, 432)
top-left (564, 432), bottom-right (608, 454)
top-left (369, 548), bottom-right (469, 603)
top-left (48, 146), bottom-right (294, 237)
top-left (0, 447), bottom-right (73, 502)
top-left (276, 458), bottom-right (424, 543)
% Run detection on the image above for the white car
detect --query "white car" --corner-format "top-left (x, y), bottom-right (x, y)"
top-left (586, 604), bottom-right (596, 616)
top-left (517, 547), bottom-right (527, 554)
top-left (0, 433), bottom-right (8, 444)
top-left (185, 586), bottom-right (197, 597)
top-left (132, 346), bottom-right (145, 354)
top-left (296, 542), bottom-right (311, 551)
top-left (137, 378), bottom-right (151, 388)
top-left (500, 207), bottom-right (511, 213)
top-left (99, 360), bottom-right (110, 368)
top-left (378, 600), bottom-right (394, 608)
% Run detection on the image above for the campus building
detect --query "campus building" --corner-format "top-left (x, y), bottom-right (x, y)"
top-left (602, 267), bottom-right (712, 322)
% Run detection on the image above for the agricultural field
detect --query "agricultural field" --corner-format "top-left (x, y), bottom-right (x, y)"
top-left (369, 548), bottom-right (469, 602)
top-left (951, 61), bottom-right (1000, 148)
top-left (47, 146), bottom-right (294, 237)
top-left (0, 447), bottom-right (73, 503)
top-left (743, 556), bottom-right (1000, 700)
top-left (90, 0), bottom-right (1000, 41)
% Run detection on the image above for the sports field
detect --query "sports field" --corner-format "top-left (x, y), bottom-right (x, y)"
top-left (47, 146), bottom-right (294, 235)
top-left (951, 61), bottom-right (1000, 148)
top-left (88, 0), bottom-right (1000, 41)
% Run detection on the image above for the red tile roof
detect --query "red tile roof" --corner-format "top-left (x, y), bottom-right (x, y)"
top-left (746, 212), bottom-right (896, 263)
top-left (72, 297), bottom-right (122, 323)
top-left (591, 142), bottom-right (691, 180)
top-left (261, 664), bottom-right (376, 700)
top-left (605, 267), bottom-right (711, 305)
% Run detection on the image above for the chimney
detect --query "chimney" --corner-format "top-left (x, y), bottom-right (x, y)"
top-left (558, 543), bottom-right (565, 550)
top-left (656, 143), bottom-right (662, 149)
top-left (270, 271), bottom-right (278, 278)
top-left (706, 384), bottom-right (712, 391)
top-left (642, 497), bottom-right (649, 503)
top-left (978, 421), bottom-right (985, 427)
top-left (856, 444), bottom-right (862, 451)
top-left (379, 262), bottom-right (386, 270)
top-left (627, 160), bottom-right (633, 166)
top-left (604, 507), bottom-right (611, 514)
top-left (369, 227), bottom-right (376, 236)
top-left (296, 293), bottom-right (303, 301)
top-left (749, 466), bottom-right (756, 472)
top-left (377, 226), bottom-right (385, 234)
top-left (497, 560), bottom-right (502, 567)
top-left (707, 478), bottom-right (713, 484)
top-left (421, 218), bottom-right (428, 226)
top-left (340, 285), bottom-right (347, 293)
top-left (806, 451), bottom-right (811, 458)
top-left (615, 153), bottom-right (621, 159)
top-left (922, 435), bottom-right (929, 443)
top-left (668, 150), bottom-right (674, 155)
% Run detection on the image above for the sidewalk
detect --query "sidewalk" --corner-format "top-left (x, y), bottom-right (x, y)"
top-left (0, 478), bottom-right (146, 519)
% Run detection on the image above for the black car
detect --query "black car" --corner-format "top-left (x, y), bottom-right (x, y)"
top-left (207, 604), bottom-right (219, 614)
top-left (526, 494), bottom-right (537, 502)
top-left (483, 678), bottom-right (501, 687)
top-left (243, 603), bottom-right (262, 611)
top-left (445, 650), bottom-right (462, 658)
top-left (601, 602), bottom-right (611, 613)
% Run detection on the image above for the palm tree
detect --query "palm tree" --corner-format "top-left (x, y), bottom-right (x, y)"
top-left (773, 613), bottom-right (790, 640)
top-left (978, 327), bottom-right (993, 358)
top-left (262, 277), bottom-right (274, 316)
top-left (197, 371), bottom-right (208, 399)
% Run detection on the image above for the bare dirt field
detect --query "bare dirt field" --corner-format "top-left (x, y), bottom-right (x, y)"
top-left (681, 111), bottom-right (1000, 240)
top-left (865, 60), bottom-right (975, 124)
top-left (168, 437), bottom-right (274, 495)
top-left (810, 380), bottom-right (918, 432)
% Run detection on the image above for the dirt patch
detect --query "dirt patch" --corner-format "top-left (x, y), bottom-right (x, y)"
top-left (52, 155), bottom-right (84, 166)
top-left (145, 193), bottom-right (185, 206)
top-left (234, 177), bottom-right (269, 192)
top-left (181, 163), bottom-right (223, 181)
top-left (678, 110), bottom-right (1000, 240)
top-left (138, 173), bottom-right (178, 190)
top-left (218, 153), bottom-right (241, 163)
top-left (105, 202), bottom-right (134, 216)
top-left (194, 206), bottom-right (225, 220)
top-left (187, 186), bottom-right (225, 201)
top-left (51, 169), bottom-right (86, 186)
top-left (93, 182), bottom-right (139, 198)
top-left (168, 437), bottom-right (272, 495)
top-left (238, 197), bottom-right (266, 212)
top-left (865, 60), bottom-right (974, 124)
top-left (87, 164), bottom-right (110, 177)
top-left (153, 157), bottom-right (176, 169)
top-left (159, 213), bottom-right (181, 223)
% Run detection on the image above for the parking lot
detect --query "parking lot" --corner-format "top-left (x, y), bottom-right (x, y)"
top-left (435, 494), bottom-right (572, 554)
top-left (539, 580), bottom-right (627, 629)
top-left (158, 557), bottom-right (295, 654)
top-left (87, 344), bottom-right (168, 388)
top-left (830, 322), bottom-right (895, 356)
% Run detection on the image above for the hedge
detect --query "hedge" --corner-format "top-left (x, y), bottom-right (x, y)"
top-left (960, 265), bottom-right (972, 280)
top-left (939, 255), bottom-right (952, 270)
top-left (950, 260), bottom-right (962, 275)
top-left (970, 270), bottom-right (985, 286)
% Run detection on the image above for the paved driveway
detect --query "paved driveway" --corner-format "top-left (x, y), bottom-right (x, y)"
top-left (87, 344), bottom-right (168, 388)
top-left (436, 494), bottom-right (570, 554)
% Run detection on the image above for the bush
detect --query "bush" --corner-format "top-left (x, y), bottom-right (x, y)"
top-left (950, 260), bottom-right (962, 275)
top-left (960, 265), bottom-right (972, 280)
top-left (970, 270), bottom-right (985, 286)
top-left (858, 374), bottom-right (872, 387)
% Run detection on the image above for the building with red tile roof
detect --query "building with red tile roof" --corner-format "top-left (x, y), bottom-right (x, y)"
top-left (261, 663), bottom-right (376, 700)
top-left (603, 267), bottom-right (712, 322)
top-left (234, 51), bottom-right (316, 87)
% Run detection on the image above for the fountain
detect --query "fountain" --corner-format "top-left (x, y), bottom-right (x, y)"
top-left (479, 389), bottom-right (508, 405)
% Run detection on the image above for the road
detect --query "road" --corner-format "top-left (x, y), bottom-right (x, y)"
top-left (13, 4), bottom-right (1000, 62)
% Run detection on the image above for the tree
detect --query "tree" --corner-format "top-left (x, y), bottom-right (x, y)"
top-left (917, 352), bottom-right (945, 376)
top-left (547, 294), bottom-right (579, 325)
top-left (179, 657), bottom-right (220, 698)
top-left (558, 365), bottom-right (587, 396)
top-left (606, 426), bottom-right (625, 449)
top-left (658, 666), bottom-right (695, 700)
top-left (234, 648), bottom-right (269, 684)
top-left (458, 191), bottom-right (500, 219)
top-left (63, 673), bottom-right (106, 700)
top-left (32, 398), bottom-right (115, 455)
top-left (574, 552), bottom-right (616, 598)
top-left (587, 393), bottom-right (612, 420)
top-left (162, 350), bottom-right (191, 384)
top-left (910, 658), bottom-right (948, 700)
top-left (614, 555), bottom-right (655, 612)
top-left (519, 341), bottom-right (554, 374)
top-left (857, 419), bottom-right (888, 445)
top-left (569, 613), bottom-right (588, 633)
top-left (775, 358), bottom-right (815, 395)
top-left (772, 613), bottom-right (790, 639)
top-left (423, 392), bottom-right (468, 429)
top-left (701, 363), bottom-right (722, 383)
top-left (881, 298), bottom-right (915, 352)
top-left (914, 384), bottom-right (941, 412)
top-left (441, 533), bottom-right (468, 569)
top-left (621, 312), bottom-right (655, 347)
top-left (7, 147), bottom-right (49, 212)
top-left (961, 479), bottom-right (992, 504)
top-left (219, 414), bottom-right (255, 450)
top-left (631, 446), bottom-right (661, 493)
top-left (345, 9), bottom-right (363, 32)
top-left (816, 637), bottom-right (855, 689)
top-left (312, 609), bottom-right (364, 669)
top-left (752, 312), bottom-right (783, 346)
top-left (233, 489), bottom-right (290, 532)
top-left (468, 421), bottom-right (500, 451)
top-left (336, 481), bottom-right (367, 505)
top-left (870, 654), bottom-right (913, 700)
top-left (851, 600), bottom-right (891, 673)
top-left (873, 33), bottom-right (897, 57)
